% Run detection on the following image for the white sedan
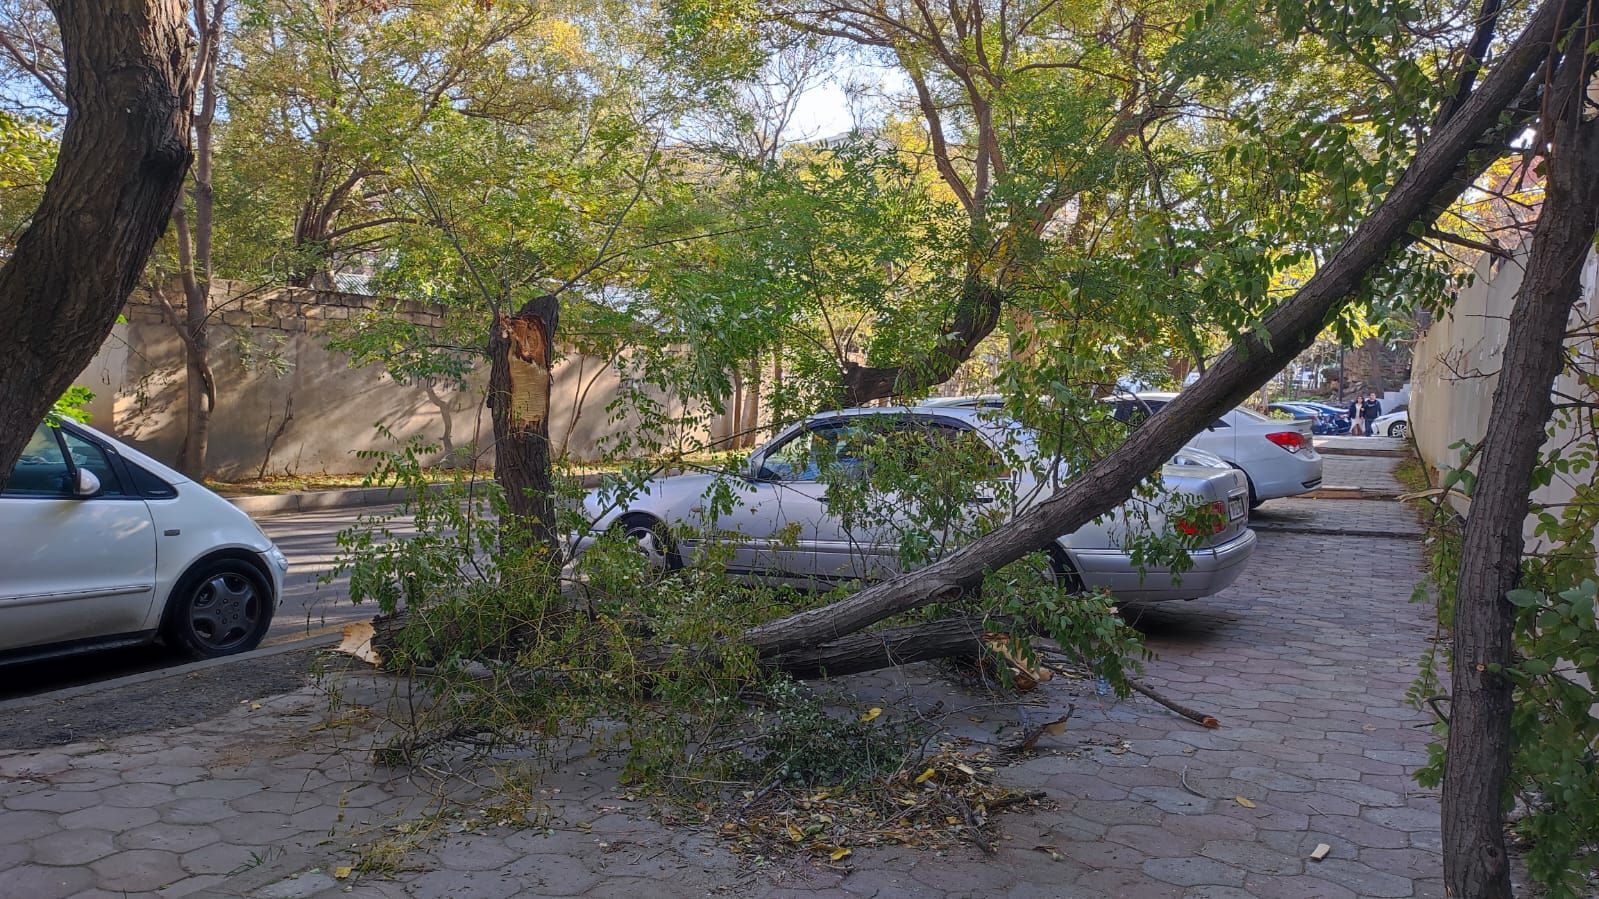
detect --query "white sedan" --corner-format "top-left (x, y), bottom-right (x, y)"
top-left (0, 420), bottom-right (287, 664)
top-left (578, 405), bottom-right (1258, 603)
top-left (1108, 392), bottom-right (1324, 507)
top-left (1371, 409), bottom-right (1409, 438)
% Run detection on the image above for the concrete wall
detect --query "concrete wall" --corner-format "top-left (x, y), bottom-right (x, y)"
top-left (76, 283), bottom-right (731, 479)
top-left (1409, 248), bottom-right (1599, 541)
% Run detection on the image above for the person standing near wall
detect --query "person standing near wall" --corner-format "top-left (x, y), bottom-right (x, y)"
top-left (1348, 396), bottom-right (1364, 435)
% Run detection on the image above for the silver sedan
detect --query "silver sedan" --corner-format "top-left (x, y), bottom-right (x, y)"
top-left (577, 405), bottom-right (1257, 603)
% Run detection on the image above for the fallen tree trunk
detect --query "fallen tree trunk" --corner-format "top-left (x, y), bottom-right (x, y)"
top-left (742, 0), bottom-right (1579, 658)
top-left (762, 617), bottom-right (989, 679)
top-left (1443, 11), bottom-right (1599, 895)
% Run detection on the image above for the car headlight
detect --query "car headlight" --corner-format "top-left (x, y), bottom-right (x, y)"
top-left (266, 545), bottom-right (289, 574)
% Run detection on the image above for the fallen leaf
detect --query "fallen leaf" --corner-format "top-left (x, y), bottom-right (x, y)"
top-left (1311, 843), bottom-right (1331, 861)
top-left (1043, 720), bottom-right (1071, 736)
top-left (1234, 796), bottom-right (1256, 809)
top-left (859, 707), bottom-right (882, 723)
top-left (786, 823), bottom-right (803, 843)
top-left (915, 768), bottom-right (936, 785)
top-left (250, 702), bottom-right (262, 711)
top-left (829, 846), bottom-right (852, 861)
top-left (333, 866), bottom-right (353, 879)
top-left (955, 762), bottom-right (977, 776)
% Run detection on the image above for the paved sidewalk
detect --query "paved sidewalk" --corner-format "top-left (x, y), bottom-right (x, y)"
top-left (0, 452), bottom-right (1447, 898)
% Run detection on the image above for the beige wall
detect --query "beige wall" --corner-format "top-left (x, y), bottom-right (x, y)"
top-left (76, 283), bottom-right (733, 479)
top-left (1409, 248), bottom-right (1598, 544)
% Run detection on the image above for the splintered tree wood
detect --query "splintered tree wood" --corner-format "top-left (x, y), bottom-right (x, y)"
top-left (488, 297), bottom-right (559, 553)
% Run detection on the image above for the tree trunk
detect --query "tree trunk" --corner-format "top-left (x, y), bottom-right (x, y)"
top-left (174, 0), bottom-right (224, 479)
top-left (838, 276), bottom-right (1004, 406)
top-left (1443, 14), bottom-right (1599, 896)
top-left (0, 0), bottom-right (192, 489)
top-left (489, 295), bottom-right (560, 558)
top-left (741, 0), bottom-right (1578, 657)
top-left (762, 617), bottom-right (989, 679)
top-left (740, 360), bottom-right (762, 449)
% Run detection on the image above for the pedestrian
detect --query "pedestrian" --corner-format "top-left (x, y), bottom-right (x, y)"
top-left (1347, 396), bottom-right (1363, 436)
top-left (1361, 393), bottom-right (1382, 437)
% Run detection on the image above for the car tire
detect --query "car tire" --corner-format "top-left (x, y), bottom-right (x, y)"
top-left (162, 558), bottom-right (274, 659)
top-left (1044, 546), bottom-right (1087, 594)
top-left (1389, 421), bottom-right (1409, 439)
top-left (1229, 465), bottom-right (1263, 510)
top-left (614, 513), bottom-right (682, 573)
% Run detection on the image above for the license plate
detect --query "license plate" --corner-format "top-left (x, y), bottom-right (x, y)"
top-left (1228, 495), bottom-right (1246, 520)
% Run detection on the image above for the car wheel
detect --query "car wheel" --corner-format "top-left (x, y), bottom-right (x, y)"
top-left (615, 513), bottom-right (681, 573)
top-left (1230, 465), bottom-right (1263, 510)
top-left (163, 559), bottom-right (274, 659)
top-left (1389, 421), bottom-right (1409, 439)
top-left (1044, 546), bottom-right (1086, 594)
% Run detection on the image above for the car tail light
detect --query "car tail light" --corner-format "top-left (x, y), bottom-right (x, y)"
top-left (1265, 431), bottom-right (1306, 453)
top-left (1177, 500), bottom-right (1228, 536)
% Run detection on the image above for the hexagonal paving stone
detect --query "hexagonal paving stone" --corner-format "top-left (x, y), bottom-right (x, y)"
top-left (31, 828), bottom-right (118, 866)
top-left (88, 849), bottom-right (185, 893)
top-left (179, 841), bottom-right (266, 876)
top-left (117, 822), bottom-right (221, 853)
top-left (0, 863), bottom-right (96, 899)
top-left (0, 809), bottom-right (60, 844)
top-left (4, 787), bottom-right (104, 814)
top-left (1140, 856), bottom-right (1246, 888)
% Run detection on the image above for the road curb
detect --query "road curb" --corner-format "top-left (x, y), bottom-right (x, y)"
top-left (225, 483), bottom-right (451, 515)
top-left (0, 631), bottom-right (340, 714)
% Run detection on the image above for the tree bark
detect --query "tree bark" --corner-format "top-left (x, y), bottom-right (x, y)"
top-left (742, 0), bottom-right (1580, 658)
top-left (1443, 11), bottom-right (1599, 895)
top-left (0, 0), bottom-right (192, 489)
top-left (838, 276), bottom-right (1003, 406)
top-left (762, 617), bottom-right (989, 679)
top-left (488, 295), bottom-right (560, 557)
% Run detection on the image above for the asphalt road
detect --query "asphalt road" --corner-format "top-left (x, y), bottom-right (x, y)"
top-left (0, 504), bottom-right (410, 699)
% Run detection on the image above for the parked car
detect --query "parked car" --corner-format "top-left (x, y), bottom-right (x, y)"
top-left (1107, 392), bottom-right (1324, 507)
top-left (1371, 408), bottom-right (1410, 438)
top-left (577, 405), bottom-right (1257, 603)
top-left (1268, 402), bottom-right (1344, 435)
top-left (0, 420), bottom-right (287, 664)
top-left (1291, 401), bottom-right (1354, 433)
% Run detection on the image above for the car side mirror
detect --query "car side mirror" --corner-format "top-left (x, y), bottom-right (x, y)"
top-left (73, 469), bottom-right (101, 498)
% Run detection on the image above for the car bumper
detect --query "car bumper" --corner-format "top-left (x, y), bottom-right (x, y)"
top-left (1248, 454), bottom-right (1324, 501)
top-left (1067, 527), bottom-right (1258, 602)
top-left (260, 545), bottom-right (289, 606)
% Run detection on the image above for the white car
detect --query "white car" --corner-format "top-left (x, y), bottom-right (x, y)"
top-left (1108, 392), bottom-right (1323, 507)
top-left (0, 420), bottom-right (287, 664)
top-left (1371, 409), bottom-right (1409, 438)
top-left (578, 405), bottom-right (1258, 603)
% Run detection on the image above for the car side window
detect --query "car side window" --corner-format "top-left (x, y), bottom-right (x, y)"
top-left (759, 425), bottom-right (839, 482)
top-left (5, 425), bottom-right (73, 496)
top-left (59, 430), bottom-right (124, 497)
top-left (759, 422), bottom-right (878, 482)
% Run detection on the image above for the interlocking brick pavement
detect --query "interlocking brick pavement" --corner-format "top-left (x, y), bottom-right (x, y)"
top-left (0, 452), bottom-right (1466, 898)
